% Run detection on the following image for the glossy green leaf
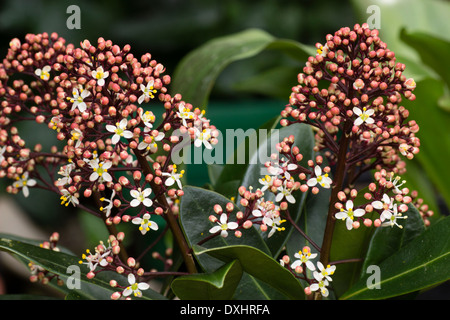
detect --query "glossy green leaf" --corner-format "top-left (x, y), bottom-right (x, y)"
top-left (0, 234), bottom-right (166, 300)
top-left (193, 244), bottom-right (305, 300)
top-left (400, 29), bottom-right (450, 88)
top-left (362, 204), bottom-right (425, 272)
top-left (341, 215), bottom-right (450, 300)
top-left (171, 260), bottom-right (242, 300)
top-left (171, 28), bottom-right (313, 108)
top-left (329, 212), bottom-right (376, 298)
top-left (286, 187), bottom-right (331, 258)
top-left (213, 114), bottom-right (281, 199)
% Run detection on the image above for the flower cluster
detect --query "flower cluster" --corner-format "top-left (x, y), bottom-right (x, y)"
top-left (283, 24), bottom-right (420, 175)
top-left (0, 32), bottom-right (218, 298)
top-left (201, 23), bottom-right (430, 300)
top-left (280, 246), bottom-right (336, 298)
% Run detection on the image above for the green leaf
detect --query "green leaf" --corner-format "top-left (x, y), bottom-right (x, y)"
top-left (362, 204), bottom-right (425, 273)
top-left (171, 260), bottom-right (243, 300)
top-left (213, 114), bottom-right (281, 199)
top-left (234, 66), bottom-right (301, 101)
top-left (340, 215), bottom-right (450, 300)
top-left (329, 213), bottom-right (376, 298)
top-left (0, 234), bottom-right (166, 300)
top-left (286, 187), bottom-right (331, 257)
top-left (193, 244), bottom-right (305, 300)
top-left (400, 29), bottom-right (450, 88)
top-left (171, 28), bottom-right (313, 108)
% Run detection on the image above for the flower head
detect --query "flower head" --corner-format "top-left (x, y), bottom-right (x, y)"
top-left (335, 200), bottom-right (365, 230)
top-left (380, 204), bottom-right (408, 228)
top-left (130, 188), bottom-right (153, 208)
top-left (132, 213), bottom-right (159, 235)
top-left (353, 107), bottom-right (374, 126)
top-left (91, 66), bottom-right (109, 86)
top-left (99, 190), bottom-right (116, 217)
top-left (162, 165), bottom-right (184, 190)
top-left (138, 110), bottom-right (156, 132)
top-left (176, 102), bottom-right (194, 127)
top-left (106, 118), bottom-right (134, 145)
top-left (68, 87), bottom-right (90, 113)
top-left (138, 80), bottom-right (157, 104)
top-left (12, 172), bottom-right (36, 197)
top-left (209, 213), bottom-right (239, 238)
top-left (307, 166), bottom-right (332, 189)
top-left (60, 189), bottom-right (79, 207)
top-left (122, 273), bottom-right (150, 298)
top-left (138, 131), bottom-right (164, 154)
top-left (194, 128), bottom-right (213, 149)
top-left (89, 160), bottom-right (113, 183)
top-left (35, 65), bottom-right (51, 80)
top-left (372, 194), bottom-right (394, 221)
top-left (291, 246), bottom-right (318, 271)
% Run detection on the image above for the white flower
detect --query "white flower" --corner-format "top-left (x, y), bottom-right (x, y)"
top-left (79, 248), bottom-right (110, 272)
top-left (291, 247), bottom-right (318, 271)
top-left (123, 273), bottom-right (150, 298)
top-left (258, 175), bottom-right (274, 192)
top-left (353, 107), bottom-right (375, 126)
top-left (317, 44), bottom-right (329, 57)
top-left (268, 159), bottom-right (298, 179)
top-left (100, 190), bottom-right (116, 217)
top-left (130, 188), bottom-right (153, 207)
top-left (389, 173), bottom-right (406, 194)
top-left (176, 102), bottom-right (195, 127)
top-left (68, 87), bottom-right (90, 113)
top-left (138, 80), bottom-right (157, 104)
top-left (399, 143), bottom-right (411, 157)
top-left (380, 204), bottom-right (408, 229)
top-left (194, 128), bottom-right (212, 149)
top-left (307, 165), bottom-right (332, 189)
top-left (252, 199), bottom-right (279, 219)
top-left (49, 115), bottom-right (62, 131)
top-left (263, 216), bottom-right (286, 238)
top-left (310, 276), bottom-right (330, 297)
top-left (371, 194), bottom-right (394, 222)
top-left (138, 110), bottom-right (156, 132)
top-left (315, 262), bottom-right (336, 282)
top-left (13, 172), bottom-right (37, 197)
top-left (91, 66), bottom-right (109, 86)
top-left (162, 165), bottom-right (184, 189)
top-left (60, 189), bottom-right (79, 207)
top-left (89, 160), bottom-right (113, 182)
top-left (335, 200), bottom-right (366, 230)
top-left (138, 132), bottom-right (164, 154)
top-left (132, 213), bottom-right (159, 235)
top-left (404, 78), bottom-right (416, 90)
top-left (35, 65), bottom-right (51, 80)
top-left (56, 163), bottom-right (75, 186)
top-left (106, 118), bottom-right (134, 144)
top-left (209, 213), bottom-right (239, 238)
top-left (70, 128), bottom-right (84, 148)
top-left (275, 180), bottom-right (296, 204)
